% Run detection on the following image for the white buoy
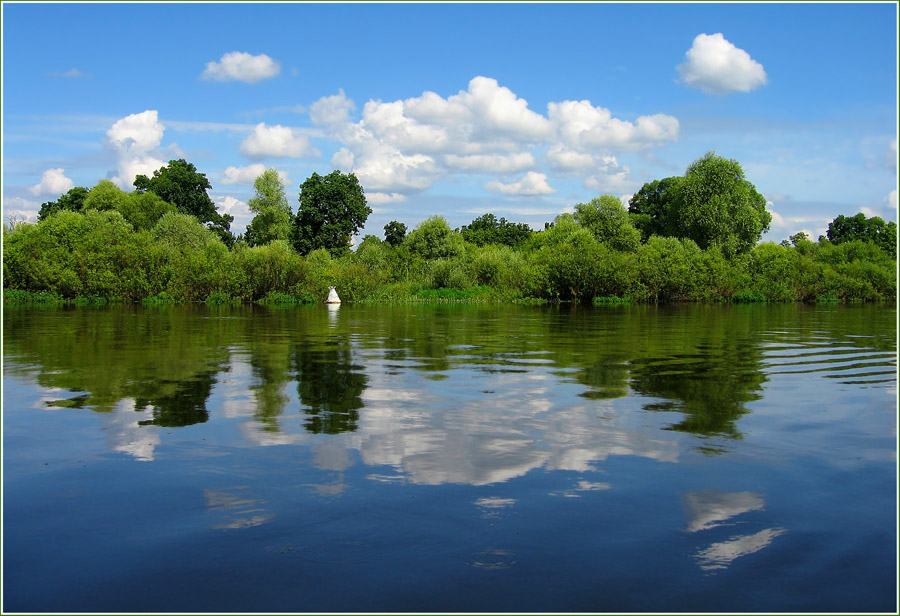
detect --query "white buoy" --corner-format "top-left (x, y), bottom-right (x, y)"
top-left (326, 286), bottom-right (341, 304)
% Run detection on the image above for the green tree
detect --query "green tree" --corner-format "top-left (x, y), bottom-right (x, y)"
top-left (37, 186), bottom-right (90, 221)
top-left (404, 215), bottom-right (464, 260)
top-left (245, 168), bottom-right (293, 247)
top-left (627, 176), bottom-right (683, 241)
top-left (292, 170), bottom-right (371, 257)
top-left (116, 192), bottom-right (176, 231)
top-left (574, 195), bottom-right (641, 252)
top-left (248, 168), bottom-right (291, 215)
top-left (83, 180), bottom-right (128, 212)
top-left (629, 153), bottom-right (771, 256)
top-left (134, 159), bottom-right (234, 246)
top-left (827, 213), bottom-right (897, 258)
top-left (460, 213), bottom-right (533, 247)
top-left (383, 220), bottom-right (407, 246)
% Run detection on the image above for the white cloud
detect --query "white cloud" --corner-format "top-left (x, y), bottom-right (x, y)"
top-left (29, 168), bottom-right (74, 196)
top-left (366, 192), bottom-right (407, 206)
top-left (103, 111), bottom-right (168, 188)
top-left (444, 152), bottom-right (536, 174)
top-left (4, 196), bottom-right (40, 222)
top-left (201, 51), bottom-right (281, 84)
top-left (885, 189), bottom-right (897, 210)
top-left (308, 75), bottom-right (678, 201)
top-left (888, 139), bottom-right (898, 173)
top-left (548, 100), bottom-right (679, 150)
top-left (677, 33), bottom-right (768, 95)
top-left (240, 123), bottom-right (319, 160)
top-left (112, 156), bottom-right (166, 190)
top-left (485, 171), bottom-right (556, 196)
top-left (309, 89), bottom-right (356, 127)
top-left (106, 110), bottom-right (165, 156)
top-left (860, 206), bottom-right (877, 218)
top-left (221, 163), bottom-right (290, 186)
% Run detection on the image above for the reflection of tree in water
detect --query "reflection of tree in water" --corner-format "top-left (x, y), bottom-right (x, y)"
top-left (135, 370), bottom-right (218, 427)
top-left (291, 339), bottom-right (367, 435)
top-left (627, 309), bottom-right (768, 439)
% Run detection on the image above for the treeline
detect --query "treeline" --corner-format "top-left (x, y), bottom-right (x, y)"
top-left (3, 153), bottom-right (896, 305)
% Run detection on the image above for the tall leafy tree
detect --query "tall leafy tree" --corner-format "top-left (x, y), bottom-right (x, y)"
top-left (628, 152), bottom-right (770, 256)
top-left (460, 213), bottom-right (533, 247)
top-left (134, 159), bottom-right (234, 246)
top-left (37, 186), bottom-right (90, 221)
top-left (245, 168), bottom-right (293, 247)
top-left (574, 195), bottom-right (641, 252)
top-left (827, 213), bottom-right (897, 258)
top-left (383, 220), bottom-right (407, 247)
top-left (292, 170), bottom-right (371, 257)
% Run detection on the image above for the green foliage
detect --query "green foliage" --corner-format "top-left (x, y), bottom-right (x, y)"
top-left (293, 170), bottom-right (371, 257)
top-left (248, 168), bottom-right (291, 215)
top-left (84, 180), bottom-right (128, 212)
top-left (383, 220), bottom-right (407, 246)
top-left (134, 158), bottom-right (234, 246)
top-left (116, 191), bottom-right (176, 231)
top-left (245, 206), bottom-right (293, 247)
top-left (37, 186), bottom-right (90, 221)
top-left (405, 216), bottom-right (464, 260)
top-left (629, 153), bottom-right (770, 256)
top-left (574, 195), bottom-right (641, 252)
top-left (827, 213), bottom-right (897, 258)
top-left (460, 213), bottom-right (533, 247)
top-left (152, 211), bottom-right (221, 251)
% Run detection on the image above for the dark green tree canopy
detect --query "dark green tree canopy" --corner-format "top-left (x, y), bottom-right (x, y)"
top-left (134, 159), bottom-right (234, 246)
top-left (459, 213), bottom-right (533, 247)
top-left (628, 152), bottom-right (770, 256)
top-left (292, 170), bottom-right (371, 257)
top-left (827, 213), bottom-right (897, 258)
top-left (383, 220), bottom-right (407, 247)
top-left (37, 186), bottom-right (90, 221)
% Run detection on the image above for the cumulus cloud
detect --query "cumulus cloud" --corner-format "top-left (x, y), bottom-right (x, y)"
top-left (444, 152), bottom-right (536, 174)
top-left (201, 51), bottom-right (281, 84)
top-left (221, 163), bottom-right (290, 186)
top-left (885, 189), bottom-right (897, 210)
top-left (307, 75), bottom-right (679, 202)
top-left (30, 168), bottom-right (74, 196)
top-left (485, 171), bottom-right (556, 196)
top-left (677, 33), bottom-right (767, 95)
top-left (240, 123), bottom-right (320, 159)
top-left (105, 110), bottom-right (167, 188)
top-left (106, 110), bottom-right (165, 156)
top-left (366, 192), bottom-right (407, 206)
top-left (4, 196), bottom-right (41, 222)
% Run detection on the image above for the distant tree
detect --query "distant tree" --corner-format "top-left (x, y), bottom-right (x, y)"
top-left (84, 180), bottom-right (128, 212)
top-left (573, 196), bottom-right (641, 252)
top-left (245, 168), bottom-right (292, 247)
top-left (116, 192), bottom-right (176, 231)
top-left (383, 220), bottom-right (407, 247)
top-left (293, 170), bottom-right (371, 257)
top-left (827, 213), bottom-right (897, 258)
top-left (248, 168), bottom-right (291, 216)
top-left (628, 152), bottom-right (770, 256)
top-left (460, 213), bottom-right (533, 247)
top-left (37, 186), bottom-right (90, 221)
top-left (627, 176), bottom-right (683, 241)
top-left (134, 159), bottom-right (234, 246)
top-left (404, 215), bottom-right (464, 260)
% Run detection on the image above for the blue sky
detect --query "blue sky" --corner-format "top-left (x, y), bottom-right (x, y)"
top-left (2, 2), bottom-right (897, 243)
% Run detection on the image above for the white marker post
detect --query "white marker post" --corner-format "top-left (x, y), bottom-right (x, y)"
top-left (326, 286), bottom-right (341, 304)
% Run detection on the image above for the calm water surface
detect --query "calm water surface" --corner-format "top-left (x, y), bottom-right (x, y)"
top-left (2, 303), bottom-right (897, 612)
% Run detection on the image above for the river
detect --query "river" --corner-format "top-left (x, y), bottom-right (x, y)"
top-left (2, 303), bottom-right (896, 612)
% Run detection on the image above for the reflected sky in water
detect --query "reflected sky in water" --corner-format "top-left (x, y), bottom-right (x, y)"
top-left (3, 303), bottom-right (896, 612)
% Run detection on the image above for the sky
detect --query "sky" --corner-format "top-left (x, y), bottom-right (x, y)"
top-left (2, 2), bottom-right (897, 244)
